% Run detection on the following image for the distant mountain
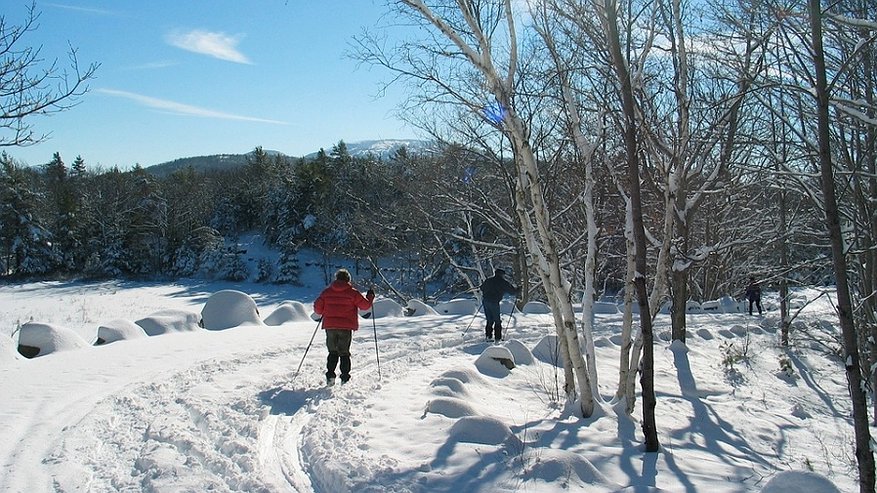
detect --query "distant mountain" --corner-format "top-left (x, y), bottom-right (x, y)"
top-left (304, 139), bottom-right (437, 160)
top-left (145, 150), bottom-right (288, 177)
top-left (146, 140), bottom-right (436, 177)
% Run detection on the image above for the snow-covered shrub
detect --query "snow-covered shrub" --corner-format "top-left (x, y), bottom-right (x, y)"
top-left (256, 258), bottom-right (274, 283)
top-left (778, 355), bottom-right (795, 379)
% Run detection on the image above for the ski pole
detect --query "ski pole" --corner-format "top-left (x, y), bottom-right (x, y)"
top-left (372, 306), bottom-right (381, 380)
top-left (292, 317), bottom-right (322, 383)
top-left (505, 299), bottom-right (517, 327)
top-left (461, 301), bottom-right (483, 337)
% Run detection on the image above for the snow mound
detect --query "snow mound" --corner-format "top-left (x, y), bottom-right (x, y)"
top-left (532, 335), bottom-right (562, 366)
top-left (405, 299), bottom-right (438, 316)
top-left (522, 301), bottom-right (551, 314)
top-left (18, 322), bottom-right (89, 357)
top-left (448, 416), bottom-right (520, 446)
top-left (696, 328), bottom-right (714, 340)
top-left (434, 298), bottom-right (479, 315)
top-left (136, 309), bottom-right (202, 336)
top-left (426, 397), bottom-right (478, 418)
top-left (371, 298), bottom-right (406, 318)
top-left (594, 302), bottom-right (618, 314)
top-left (200, 290), bottom-right (263, 330)
top-left (264, 301), bottom-right (310, 325)
top-left (701, 300), bottom-right (720, 311)
top-left (0, 332), bottom-right (22, 365)
top-left (760, 471), bottom-right (841, 493)
top-left (475, 345), bottom-right (516, 377)
top-left (718, 295), bottom-right (743, 313)
top-left (525, 448), bottom-right (616, 488)
top-left (686, 300), bottom-right (703, 313)
top-left (503, 339), bottom-right (534, 365)
top-left (594, 337), bottom-right (613, 348)
top-left (96, 319), bottom-right (148, 344)
top-left (430, 376), bottom-right (470, 398)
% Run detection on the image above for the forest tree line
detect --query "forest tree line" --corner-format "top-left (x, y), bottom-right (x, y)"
top-left (0, 136), bottom-right (839, 303)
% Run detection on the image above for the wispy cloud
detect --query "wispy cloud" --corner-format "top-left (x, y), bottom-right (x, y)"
top-left (45, 3), bottom-right (118, 16)
top-left (98, 89), bottom-right (287, 125)
top-left (165, 30), bottom-right (252, 64)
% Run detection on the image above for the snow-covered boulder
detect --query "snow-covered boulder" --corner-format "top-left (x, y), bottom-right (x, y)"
top-left (718, 296), bottom-right (742, 313)
top-left (369, 298), bottom-right (406, 318)
top-left (200, 290), bottom-right (263, 330)
top-left (434, 298), bottom-right (479, 315)
top-left (701, 300), bottom-right (720, 312)
top-left (0, 332), bottom-right (22, 365)
top-left (532, 335), bottom-right (562, 366)
top-left (264, 301), bottom-right (311, 326)
top-left (503, 339), bottom-right (534, 365)
top-left (448, 416), bottom-right (521, 447)
top-left (136, 309), bottom-right (202, 336)
top-left (658, 300), bottom-right (671, 314)
top-left (524, 448), bottom-right (615, 489)
top-left (593, 302), bottom-right (618, 314)
top-left (522, 301), bottom-right (551, 314)
top-left (406, 299), bottom-right (438, 317)
top-left (475, 345), bottom-right (515, 377)
top-left (426, 397), bottom-right (478, 418)
top-left (760, 471), bottom-right (840, 493)
top-left (686, 300), bottom-right (703, 313)
top-left (96, 319), bottom-right (148, 345)
top-left (17, 322), bottom-right (89, 358)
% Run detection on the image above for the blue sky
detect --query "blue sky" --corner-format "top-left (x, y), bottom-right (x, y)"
top-left (9, 1), bottom-right (419, 169)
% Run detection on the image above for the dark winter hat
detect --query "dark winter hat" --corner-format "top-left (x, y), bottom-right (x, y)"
top-left (336, 269), bottom-right (351, 282)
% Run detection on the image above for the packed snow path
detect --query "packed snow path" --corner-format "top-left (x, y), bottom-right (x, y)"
top-left (0, 287), bottom-right (853, 492)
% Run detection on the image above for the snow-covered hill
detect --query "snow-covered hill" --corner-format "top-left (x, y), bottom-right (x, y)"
top-left (303, 138), bottom-right (437, 160)
top-left (0, 280), bottom-right (849, 492)
top-left (146, 139), bottom-right (436, 176)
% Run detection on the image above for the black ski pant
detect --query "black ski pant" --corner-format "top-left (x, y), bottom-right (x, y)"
top-left (325, 329), bottom-right (353, 382)
top-left (483, 300), bottom-right (503, 341)
top-left (748, 298), bottom-right (762, 315)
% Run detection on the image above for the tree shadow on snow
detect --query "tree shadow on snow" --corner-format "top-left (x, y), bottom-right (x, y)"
top-left (651, 345), bottom-right (775, 491)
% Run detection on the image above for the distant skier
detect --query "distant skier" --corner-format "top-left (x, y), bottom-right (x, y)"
top-left (745, 277), bottom-right (762, 316)
top-left (479, 269), bottom-right (520, 342)
top-left (314, 269), bottom-right (375, 385)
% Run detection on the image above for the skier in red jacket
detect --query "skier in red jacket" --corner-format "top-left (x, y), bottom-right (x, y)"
top-left (314, 268), bottom-right (375, 385)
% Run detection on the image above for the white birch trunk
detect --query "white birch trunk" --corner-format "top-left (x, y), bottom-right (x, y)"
top-left (400, 0), bottom-right (595, 416)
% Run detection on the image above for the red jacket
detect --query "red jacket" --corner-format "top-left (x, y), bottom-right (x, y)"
top-left (314, 280), bottom-right (374, 330)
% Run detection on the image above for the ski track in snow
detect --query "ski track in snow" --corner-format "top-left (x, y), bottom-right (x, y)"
top-left (29, 318), bottom-right (477, 492)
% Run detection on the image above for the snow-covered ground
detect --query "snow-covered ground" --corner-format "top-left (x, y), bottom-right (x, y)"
top-left (0, 278), bottom-right (850, 492)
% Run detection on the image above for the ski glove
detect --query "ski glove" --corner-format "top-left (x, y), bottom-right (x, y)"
top-left (310, 313), bottom-right (322, 322)
top-left (366, 288), bottom-right (375, 301)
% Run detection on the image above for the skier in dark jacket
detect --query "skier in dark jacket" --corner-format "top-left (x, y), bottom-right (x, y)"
top-left (314, 268), bottom-right (374, 385)
top-left (745, 277), bottom-right (762, 316)
top-left (479, 269), bottom-right (520, 342)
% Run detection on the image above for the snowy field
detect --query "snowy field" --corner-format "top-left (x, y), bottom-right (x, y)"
top-left (0, 277), bottom-right (851, 492)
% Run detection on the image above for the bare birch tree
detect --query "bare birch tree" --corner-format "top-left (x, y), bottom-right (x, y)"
top-left (361, 0), bottom-right (597, 416)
